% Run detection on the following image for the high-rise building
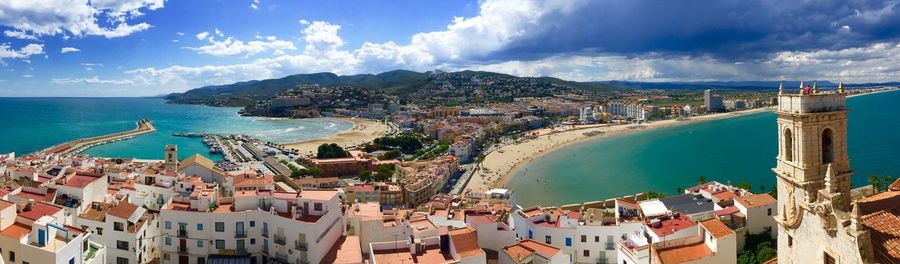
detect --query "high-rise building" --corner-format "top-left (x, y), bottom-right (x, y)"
top-left (704, 89), bottom-right (725, 113)
top-left (773, 82), bottom-right (900, 263)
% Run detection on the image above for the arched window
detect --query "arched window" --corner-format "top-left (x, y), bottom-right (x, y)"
top-left (784, 128), bottom-right (793, 162)
top-left (822, 128), bottom-right (834, 163)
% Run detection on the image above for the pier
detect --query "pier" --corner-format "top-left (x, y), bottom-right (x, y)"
top-left (36, 119), bottom-right (156, 156)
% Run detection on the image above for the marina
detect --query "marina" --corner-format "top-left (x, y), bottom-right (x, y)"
top-left (35, 119), bottom-right (156, 156)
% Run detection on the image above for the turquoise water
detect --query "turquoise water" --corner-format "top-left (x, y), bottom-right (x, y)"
top-left (508, 90), bottom-right (900, 206)
top-left (0, 98), bottom-right (352, 160)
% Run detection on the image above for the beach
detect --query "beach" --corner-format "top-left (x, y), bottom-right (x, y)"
top-left (281, 118), bottom-right (389, 156)
top-left (463, 107), bottom-right (773, 193)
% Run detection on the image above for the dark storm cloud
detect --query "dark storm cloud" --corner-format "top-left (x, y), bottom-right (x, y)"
top-left (490, 0), bottom-right (900, 60)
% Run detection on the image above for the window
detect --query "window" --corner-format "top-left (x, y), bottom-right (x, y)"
top-left (545, 235), bottom-right (552, 244)
top-left (165, 237), bottom-right (171, 245)
top-left (198, 257), bottom-right (205, 264)
top-left (70, 258), bottom-right (74, 264)
top-left (250, 221), bottom-right (255, 227)
top-left (215, 240), bottom-right (225, 249)
top-left (824, 252), bottom-right (835, 264)
top-left (114, 222), bottom-right (125, 231)
top-left (237, 239), bottom-right (245, 250)
top-left (565, 237), bottom-right (572, 247)
top-left (197, 223), bottom-right (203, 230)
top-left (784, 128), bottom-right (793, 162)
top-left (595, 236), bottom-right (600, 242)
top-left (117, 240), bottom-right (129, 250)
top-left (215, 222), bottom-right (225, 232)
top-left (197, 240), bottom-right (204, 247)
top-left (581, 235), bottom-right (586, 243)
top-left (583, 250), bottom-right (590, 257)
top-left (767, 208), bottom-right (773, 216)
top-left (788, 235), bottom-right (793, 247)
top-left (822, 128), bottom-right (834, 163)
top-left (250, 238), bottom-right (256, 245)
top-left (9, 251), bottom-right (14, 262)
top-left (165, 221), bottom-right (171, 230)
top-left (116, 257), bottom-right (128, 264)
top-left (163, 254), bottom-right (170, 260)
top-left (314, 203), bottom-right (323, 211)
top-left (97, 227), bottom-right (103, 235)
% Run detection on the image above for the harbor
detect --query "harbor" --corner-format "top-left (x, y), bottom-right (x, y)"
top-left (34, 119), bottom-right (156, 156)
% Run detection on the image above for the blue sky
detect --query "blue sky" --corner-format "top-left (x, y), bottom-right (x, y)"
top-left (3, 0), bottom-right (900, 96)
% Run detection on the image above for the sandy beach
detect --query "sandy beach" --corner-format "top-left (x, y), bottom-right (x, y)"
top-left (281, 118), bottom-right (389, 156)
top-left (463, 107), bottom-right (773, 193)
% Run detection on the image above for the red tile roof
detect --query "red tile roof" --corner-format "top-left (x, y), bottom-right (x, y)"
top-left (449, 227), bottom-right (485, 258)
top-left (648, 214), bottom-right (696, 237)
top-left (736, 193), bottom-right (776, 208)
top-left (655, 241), bottom-right (712, 264)
top-left (715, 206), bottom-right (740, 216)
top-left (859, 209), bottom-right (900, 262)
top-left (108, 202), bottom-right (139, 220)
top-left (19, 202), bottom-right (62, 221)
top-left (503, 239), bottom-right (560, 261)
top-left (699, 218), bottom-right (733, 238)
top-left (0, 223), bottom-right (31, 239)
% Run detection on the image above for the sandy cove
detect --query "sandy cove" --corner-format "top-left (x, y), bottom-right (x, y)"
top-left (281, 118), bottom-right (389, 157)
top-left (463, 107), bottom-right (773, 193)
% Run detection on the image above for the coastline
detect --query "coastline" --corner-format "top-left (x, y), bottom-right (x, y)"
top-left (463, 107), bottom-right (772, 193)
top-left (280, 117), bottom-right (389, 156)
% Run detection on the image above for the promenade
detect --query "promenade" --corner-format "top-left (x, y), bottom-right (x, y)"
top-left (36, 119), bottom-right (156, 156)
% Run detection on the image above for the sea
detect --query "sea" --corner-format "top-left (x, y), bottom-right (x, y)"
top-left (507, 90), bottom-right (900, 206)
top-left (0, 98), bottom-right (352, 161)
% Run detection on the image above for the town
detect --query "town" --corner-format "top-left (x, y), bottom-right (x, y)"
top-left (0, 84), bottom-right (897, 264)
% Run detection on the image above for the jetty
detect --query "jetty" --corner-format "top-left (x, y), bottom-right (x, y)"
top-left (35, 119), bottom-right (156, 156)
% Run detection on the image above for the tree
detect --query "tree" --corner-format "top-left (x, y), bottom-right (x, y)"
top-left (759, 185), bottom-right (767, 194)
top-left (317, 143), bottom-right (349, 159)
top-left (737, 251), bottom-right (756, 264)
top-left (675, 186), bottom-right (684, 194)
top-left (381, 149), bottom-right (402, 160)
top-left (359, 170), bottom-right (373, 183)
top-left (769, 184), bottom-right (778, 199)
top-left (737, 181), bottom-right (752, 192)
top-left (869, 174), bottom-right (898, 192)
top-left (373, 164), bottom-right (395, 182)
top-left (755, 241), bottom-right (777, 263)
top-left (698, 175), bottom-right (707, 185)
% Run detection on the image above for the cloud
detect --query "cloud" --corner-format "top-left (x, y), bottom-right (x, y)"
top-left (0, 0), bottom-right (162, 39)
top-left (195, 31), bottom-right (210, 40)
top-left (0, 43), bottom-right (44, 61)
top-left (176, 32), bottom-right (185, 36)
top-left (299, 19), bottom-right (309, 25)
top-left (22, 74), bottom-right (32, 78)
top-left (60, 47), bottom-right (81, 53)
top-left (4, 30), bottom-right (38, 40)
top-left (250, 0), bottom-right (259, 9)
top-left (51, 76), bottom-right (137, 85)
top-left (186, 34), bottom-right (296, 57)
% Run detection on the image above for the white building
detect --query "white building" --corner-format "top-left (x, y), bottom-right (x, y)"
top-left (159, 189), bottom-right (344, 264)
top-left (76, 201), bottom-right (159, 264)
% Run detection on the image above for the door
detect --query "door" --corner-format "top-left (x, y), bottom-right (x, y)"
top-left (178, 255), bottom-right (188, 264)
top-left (179, 239), bottom-right (187, 253)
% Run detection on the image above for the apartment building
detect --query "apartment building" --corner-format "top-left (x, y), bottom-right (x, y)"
top-left (76, 201), bottom-right (159, 264)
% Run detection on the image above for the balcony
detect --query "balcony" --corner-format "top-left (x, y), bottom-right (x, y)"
top-left (177, 229), bottom-right (188, 238)
top-left (295, 240), bottom-right (308, 251)
top-left (605, 242), bottom-right (615, 250)
top-left (178, 246), bottom-right (188, 254)
top-left (235, 231), bottom-right (247, 238)
top-left (274, 234), bottom-right (286, 245)
top-left (236, 248), bottom-right (248, 256)
top-left (261, 229), bottom-right (269, 237)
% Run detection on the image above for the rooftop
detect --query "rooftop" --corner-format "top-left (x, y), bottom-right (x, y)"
top-left (660, 194), bottom-right (714, 215)
top-left (655, 241), bottom-right (712, 264)
top-left (449, 227), bottom-right (485, 258)
top-left (699, 218), bottom-right (733, 238)
top-left (371, 244), bottom-right (453, 264)
top-left (321, 236), bottom-right (363, 264)
top-left (735, 193), bottom-right (776, 209)
top-left (648, 213), bottom-right (696, 237)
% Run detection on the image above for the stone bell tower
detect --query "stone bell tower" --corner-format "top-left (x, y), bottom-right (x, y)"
top-left (773, 82), bottom-right (865, 264)
top-left (164, 144), bottom-right (178, 171)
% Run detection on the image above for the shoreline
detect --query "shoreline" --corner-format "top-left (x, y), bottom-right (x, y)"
top-left (464, 107), bottom-right (773, 193)
top-left (280, 117), bottom-right (389, 157)
top-left (465, 88), bottom-right (900, 194)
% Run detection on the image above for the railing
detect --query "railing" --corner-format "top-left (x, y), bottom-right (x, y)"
top-left (295, 240), bottom-right (308, 251)
top-left (235, 231), bottom-right (247, 238)
top-left (178, 246), bottom-right (188, 253)
top-left (274, 234), bottom-right (286, 245)
top-left (261, 229), bottom-right (269, 237)
top-left (236, 248), bottom-right (248, 256)
top-left (177, 229), bottom-right (188, 238)
top-left (605, 242), bottom-right (615, 250)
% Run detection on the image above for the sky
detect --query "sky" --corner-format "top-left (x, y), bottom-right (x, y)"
top-left (3, 0), bottom-right (900, 96)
